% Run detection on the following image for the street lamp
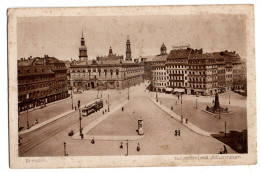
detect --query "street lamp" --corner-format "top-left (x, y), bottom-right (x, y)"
top-left (78, 100), bottom-right (83, 138)
top-left (128, 81), bottom-right (130, 100)
top-left (63, 142), bottom-right (68, 156)
top-left (26, 102), bottom-right (29, 129)
top-left (218, 108), bottom-right (221, 119)
top-left (71, 89), bottom-right (74, 110)
top-left (108, 94), bottom-right (110, 112)
top-left (224, 121), bottom-right (227, 137)
top-left (181, 93), bottom-right (183, 123)
top-left (125, 140), bottom-right (129, 156)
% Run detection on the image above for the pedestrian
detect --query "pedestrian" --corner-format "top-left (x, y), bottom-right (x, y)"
top-left (91, 137), bottom-right (95, 144)
top-left (137, 143), bottom-right (140, 152)
top-left (223, 145), bottom-right (227, 154)
top-left (174, 130), bottom-right (178, 136)
top-left (219, 148), bottom-right (223, 154)
top-left (186, 118), bottom-right (188, 124)
top-left (171, 106), bottom-right (173, 110)
top-left (120, 142), bottom-right (123, 149)
top-left (35, 119), bottom-right (38, 124)
top-left (178, 130), bottom-right (181, 136)
top-left (102, 110), bottom-right (104, 115)
top-left (122, 107), bottom-right (124, 111)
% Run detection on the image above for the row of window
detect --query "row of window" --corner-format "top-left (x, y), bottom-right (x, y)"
top-left (19, 75), bottom-right (55, 84)
top-left (18, 81), bottom-right (66, 92)
top-left (166, 65), bottom-right (187, 69)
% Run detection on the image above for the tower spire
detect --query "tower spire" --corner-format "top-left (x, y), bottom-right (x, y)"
top-left (82, 28), bottom-right (84, 38)
top-left (126, 35), bottom-right (132, 61)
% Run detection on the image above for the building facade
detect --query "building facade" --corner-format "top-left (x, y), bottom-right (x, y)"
top-left (150, 46), bottom-right (246, 96)
top-left (69, 34), bottom-right (144, 90)
top-left (18, 55), bottom-right (69, 112)
top-left (150, 44), bottom-right (168, 92)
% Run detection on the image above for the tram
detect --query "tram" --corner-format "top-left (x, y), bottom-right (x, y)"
top-left (81, 100), bottom-right (103, 116)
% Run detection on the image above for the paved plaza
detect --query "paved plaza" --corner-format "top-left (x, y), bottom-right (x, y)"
top-left (19, 82), bottom-right (246, 156)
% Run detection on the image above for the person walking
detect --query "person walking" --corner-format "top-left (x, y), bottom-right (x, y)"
top-left (219, 148), bottom-right (223, 154)
top-left (91, 137), bottom-right (95, 144)
top-left (223, 145), bottom-right (227, 154)
top-left (186, 118), bottom-right (188, 124)
top-left (120, 142), bottom-right (123, 149)
top-left (174, 130), bottom-right (178, 136)
top-left (137, 143), bottom-right (140, 152)
top-left (178, 130), bottom-right (181, 136)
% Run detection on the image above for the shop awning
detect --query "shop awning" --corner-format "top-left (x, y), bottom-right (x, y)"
top-left (166, 88), bottom-right (173, 92)
top-left (174, 88), bottom-right (185, 93)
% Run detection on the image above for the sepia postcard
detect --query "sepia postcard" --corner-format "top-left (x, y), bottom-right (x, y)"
top-left (8, 5), bottom-right (256, 168)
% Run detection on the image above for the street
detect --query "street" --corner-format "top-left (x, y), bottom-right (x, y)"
top-left (19, 82), bottom-right (242, 156)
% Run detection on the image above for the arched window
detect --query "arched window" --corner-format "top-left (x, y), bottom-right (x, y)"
top-left (110, 69), bottom-right (113, 75)
top-left (116, 69), bottom-right (119, 75)
top-left (104, 70), bottom-right (107, 76)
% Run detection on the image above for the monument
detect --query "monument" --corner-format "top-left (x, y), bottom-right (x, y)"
top-left (206, 93), bottom-right (229, 114)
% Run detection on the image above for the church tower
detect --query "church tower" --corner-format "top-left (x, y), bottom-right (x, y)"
top-left (125, 35), bottom-right (132, 61)
top-left (79, 30), bottom-right (88, 61)
top-left (160, 43), bottom-right (167, 55)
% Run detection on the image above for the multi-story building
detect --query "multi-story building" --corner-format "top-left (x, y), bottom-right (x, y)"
top-left (165, 46), bottom-right (202, 93)
top-left (214, 54), bottom-right (226, 93)
top-left (18, 55), bottom-right (69, 112)
top-left (187, 54), bottom-right (218, 96)
top-left (150, 44), bottom-right (168, 92)
top-left (141, 55), bottom-right (157, 81)
top-left (69, 34), bottom-right (144, 90)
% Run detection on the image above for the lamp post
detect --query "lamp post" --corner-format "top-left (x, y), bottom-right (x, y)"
top-left (71, 89), bottom-right (74, 110)
top-left (181, 93), bottom-right (183, 123)
top-left (128, 81), bottom-right (129, 100)
top-left (108, 94), bottom-right (110, 112)
top-left (78, 100), bottom-right (82, 138)
top-left (125, 140), bottom-right (129, 156)
top-left (63, 142), bottom-right (68, 156)
top-left (26, 102), bottom-right (29, 129)
top-left (229, 95), bottom-right (230, 105)
top-left (196, 99), bottom-right (197, 109)
top-left (224, 121), bottom-right (227, 137)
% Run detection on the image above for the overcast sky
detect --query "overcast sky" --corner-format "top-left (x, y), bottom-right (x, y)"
top-left (17, 14), bottom-right (246, 61)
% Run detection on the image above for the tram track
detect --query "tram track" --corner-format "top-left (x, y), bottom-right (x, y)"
top-left (18, 87), bottom-right (141, 156)
top-left (19, 112), bottom-right (79, 155)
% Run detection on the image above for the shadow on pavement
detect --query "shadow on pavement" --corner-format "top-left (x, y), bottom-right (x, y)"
top-left (211, 129), bottom-right (248, 153)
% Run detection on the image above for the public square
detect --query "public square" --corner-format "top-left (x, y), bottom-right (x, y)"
top-left (18, 81), bottom-right (247, 156)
